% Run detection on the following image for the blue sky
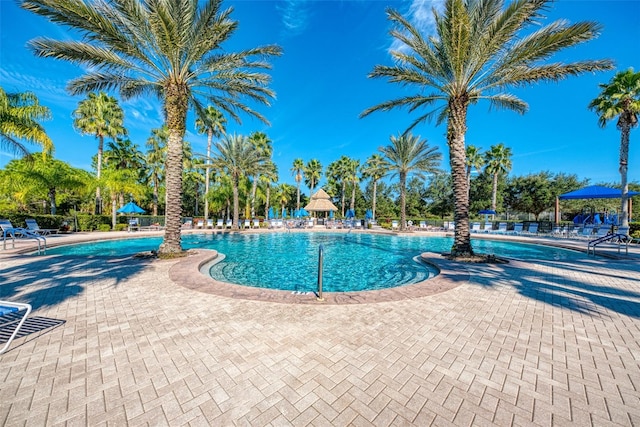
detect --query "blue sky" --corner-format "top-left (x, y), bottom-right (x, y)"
top-left (1, 0), bottom-right (639, 190)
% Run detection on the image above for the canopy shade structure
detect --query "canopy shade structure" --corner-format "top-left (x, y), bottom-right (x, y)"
top-left (117, 201), bottom-right (145, 214)
top-left (304, 188), bottom-right (338, 212)
top-left (558, 185), bottom-right (640, 200)
top-left (478, 209), bottom-right (497, 215)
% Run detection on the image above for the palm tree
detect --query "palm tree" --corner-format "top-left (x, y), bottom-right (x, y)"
top-left (72, 92), bottom-right (126, 214)
top-left (104, 138), bottom-right (145, 171)
top-left (212, 134), bottom-right (265, 230)
top-left (361, 0), bottom-right (613, 256)
top-left (261, 161), bottom-right (278, 221)
top-left (248, 132), bottom-right (272, 218)
top-left (379, 133), bottom-right (441, 232)
top-left (24, 0), bottom-right (283, 255)
top-left (145, 127), bottom-right (168, 216)
top-left (465, 145), bottom-right (485, 194)
top-left (484, 143), bottom-right (512, 212)
top-left (361, 153), bottom-right (389, 221)
top-left (101, 166), bottom-right (145, 229)
top-left (195, 106), bottom-right (226, 222)
top-left (347, 158), bottom-right (360, 211)
top-left (304, 159), bottom-right (322, 195)
top-left (588, 68), bottom-right (640, 228)
top-left (1, 154), bottom-right (85, 215)
top-left (291, 158), bottom-right (305, 211)
top-left (0, 87), bottom-right (53, 158)
top-left (327, 156), bottom-right (350, 216)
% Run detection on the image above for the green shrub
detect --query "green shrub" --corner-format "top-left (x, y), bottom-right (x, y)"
top-left (115, 224), bottom-right (128, 232)
top-left (97, 224), bottom-right (111, 232)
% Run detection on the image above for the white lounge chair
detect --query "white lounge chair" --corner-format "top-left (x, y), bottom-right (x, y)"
top-left (226, 219), bottom-right (232, 229)
top-left (243, 219), bottom-right (251, 229)
top-left (206, 219), bottom-right (214, 229)
top-left (25, 219), bottom-right (58, 235)
top-left (216, 219), bottom-right (224, 229)
top-left (471, 222), bottom-right (481, 233)
top-left (481, 222), bottom-right (492, 233)
top-left (391, 220), bottom-right (399, 231)
top-left (0, 219), bottom-right (47, 253)
top-left (0, 300), bottom-right (32, 355)
top-left (252, 219), bottom-right (260, 229)
top-left (195, 219), bottom-right (204, 229)
top-left (419, 221), bottom-right (428, 230)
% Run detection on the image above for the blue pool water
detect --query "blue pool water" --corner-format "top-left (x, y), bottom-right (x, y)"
top-left (45, 233), bottom-right (584, 292)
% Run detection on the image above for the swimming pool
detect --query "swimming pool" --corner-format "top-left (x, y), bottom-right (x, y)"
top-left (45, 232), bottom-right (584, 292)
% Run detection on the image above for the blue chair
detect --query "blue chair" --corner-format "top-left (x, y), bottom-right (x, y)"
top-left (0, 300), bottom-right (32, 354)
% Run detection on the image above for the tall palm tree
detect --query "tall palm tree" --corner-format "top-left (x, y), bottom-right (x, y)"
top-left (104, 138), bottom-right (145, 171)
top-left (347, 158), bottom-right (360, 211)
top-left (327, 156), bottom-right (350, 216)
top-left (589, 68), bottom-right (640, 228)
top-left (291, 158), bottom-right (304, 210)
top-left (101, 166), bottom-right (145, 229)
top-left (361, 153), bottom-right (389, 221)
top-left (260, 161), bottom-right (278, 221)
top-left (212, 134), bottom-right (265, 230)
top-left (24, 0), bottom-right (283, 255)
top-left (361, 0), bottom-right (613, 256)
top-left (0, 87), bottom-right (53, 158)
top-left (195, 106), bottom-right (226, 222)
top-left (72, 92), bottom-right (126, 214)
top-left (146, 127), bottom-right (168, 216)
top-left (304, 159), bottom-right (322, 195)
top-left (379, 133), bottom-right (441, 232)
top-left (484, 143), bottom-right (512, 212)
top-left (465, 145), bottom-right (485, 195)
top-left (248, 131), bottom-right (272, 218)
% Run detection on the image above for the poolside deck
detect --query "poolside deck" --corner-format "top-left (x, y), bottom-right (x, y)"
top-left (1, 230), bottom-right (640, 425)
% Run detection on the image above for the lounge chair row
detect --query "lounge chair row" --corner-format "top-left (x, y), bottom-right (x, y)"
top-left (185, 218), bottom-right (262, 229)
top-left (1, 219), bottom-right (49, 253)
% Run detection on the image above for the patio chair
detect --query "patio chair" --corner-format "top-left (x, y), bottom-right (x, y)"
top-left (206, 219), bottom-right (214, 229)
top-left (523, 223), bottom-right (538, 235)
top-left (481, 222), bottom-right (492, 233)
top-left (226, 219), bottom-right (232, 229)
top-left (195, 219), bottom-right (204, 229)
top-left (391, 220), bottom-right (399, 231)
top-left (252, 219), bottom-right (260, 229)
top-left (0, 219), bottom-right (47, 253)
top-left (579, 225), bottom-right (595, 239)
top-left (0, 300), bottom-right (32, 355)
top-left (216, 219), bottom-right (224, 229)
top-left (25, 219), bottom-right (58, 235)
top-left (419, 221), bottom-right (428, 230)
top-left (181, 219), bottom-right (193, 229)
top-left (243, 219), bottom-right (251, 229)
top-left (128, 218), bottom-right (140, 232)
top-left (471, 222), bottom-right (481, 233)
top-left (510, 223), bottom-right (524, 235)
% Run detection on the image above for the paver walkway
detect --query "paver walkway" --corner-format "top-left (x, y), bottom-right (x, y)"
top-left (1, 232), bottom-right (639, 426)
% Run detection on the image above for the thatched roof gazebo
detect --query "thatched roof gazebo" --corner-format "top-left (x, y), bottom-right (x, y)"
top-left (304, 188), bottom-right (338, 217)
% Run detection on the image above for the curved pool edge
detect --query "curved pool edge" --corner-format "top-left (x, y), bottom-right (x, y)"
top-left (168, 249), bottom-right (469, 305)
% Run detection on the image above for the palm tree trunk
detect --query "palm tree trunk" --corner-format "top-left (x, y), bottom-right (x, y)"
top-left (620, 123), bottom-right (631, 227)
top-left (152, 175), bottom-right (159, 216)
top-left (372, 179), bottom-right (378, 221)
top-left (232, 174), bottom-right (240, 230)
top-left (448, 96), bottom-right (473, 256)
top-left (204, 129), bottom-right (212, 221)
top-left (250, 177), bottom-right (258, 218)
top-left (158, 83), bottom-right (187, 255)
top-left (265, 184), bottom-right (271, 220)
top-left (350, 182), bottom-right (356, 211)
top-left (296, 178), bottom-right (301, 210)
top-left (491, 172), bottom-right (498, 211)
top-left (111, 196), bottom-right (117, 230)
top-left (399, 172), bottom-right (407, 231)
top-left (49, 188), bottom-right (56, 215)
top-left (341, 181), bottom-right (346, 216)
top-left (95, 134), bottom-right (104, 214)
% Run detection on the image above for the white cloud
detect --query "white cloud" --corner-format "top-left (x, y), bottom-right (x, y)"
top-left (389, 0), bottom-right (445, 54)
top-left (277, 0), bottom-right (311, 36)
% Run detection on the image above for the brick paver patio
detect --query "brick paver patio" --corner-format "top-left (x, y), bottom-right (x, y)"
top-left (1, 231), bottom-right (639, 426)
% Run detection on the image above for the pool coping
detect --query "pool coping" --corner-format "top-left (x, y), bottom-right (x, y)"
top-left (168, 249), bottom-right (470, 304)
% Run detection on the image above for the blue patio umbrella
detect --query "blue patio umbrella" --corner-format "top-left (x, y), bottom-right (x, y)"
top-left (346, 209), bottom-right (355, 219)
top-left (329, 210), bottom-right (334, 219)
top-left (300, 208), bottom-right (309, 217)
top-left (365, 209), bottom-right (373, 220)
top-left (117, 201), bottom-right (145, 214)
top-left (268, 206), bottom-right (275, 219)
top-left (282, 207), bottom-right (287, 218)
